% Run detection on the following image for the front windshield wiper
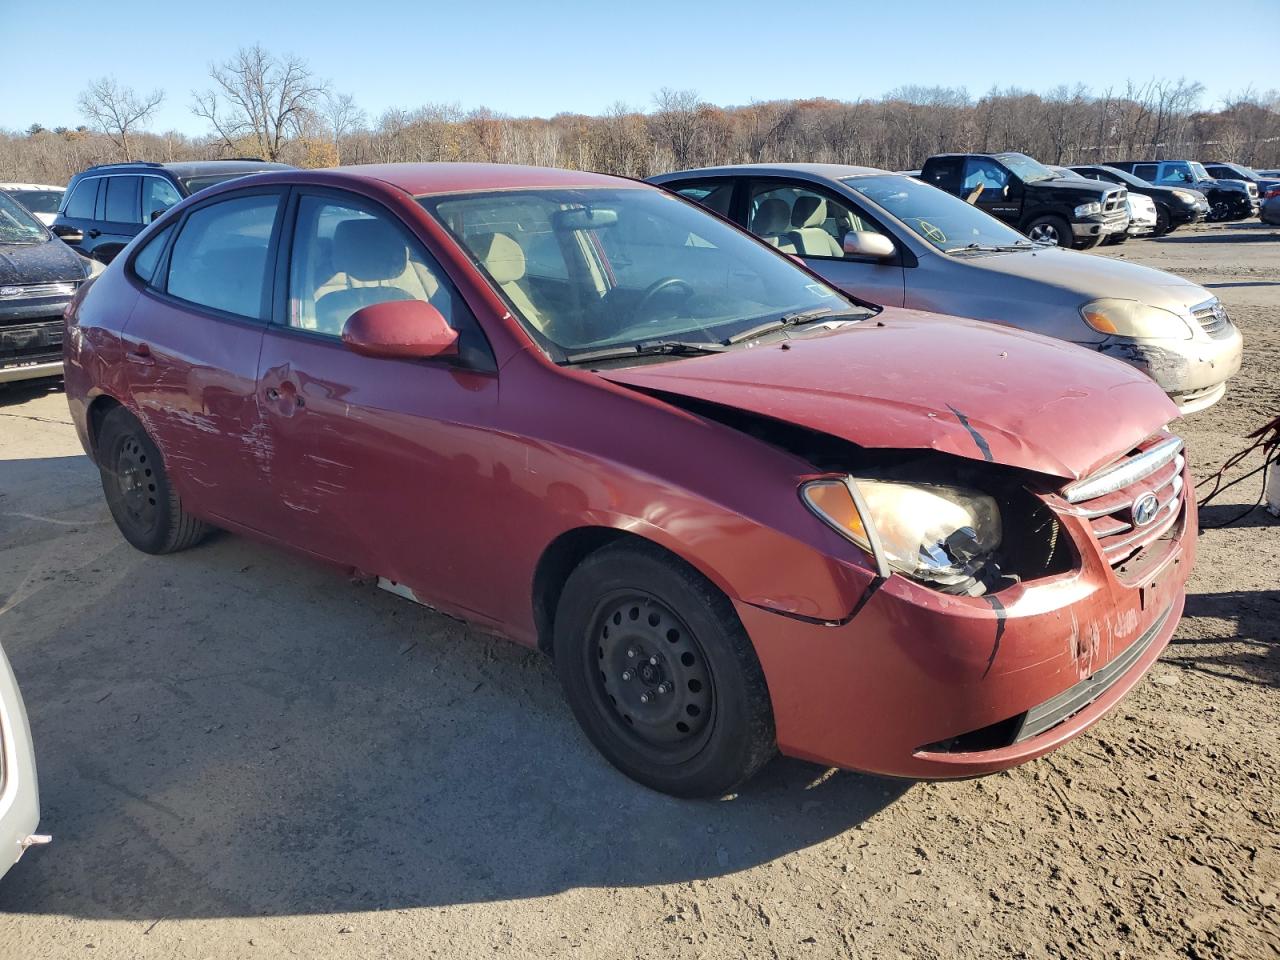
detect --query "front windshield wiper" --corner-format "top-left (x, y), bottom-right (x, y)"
top-left (726, 307), bottom-right (867, 346)
top-left (949, 241), bottom-right (1034, 254)
top-left (560, 339), bottom-right (728, 365)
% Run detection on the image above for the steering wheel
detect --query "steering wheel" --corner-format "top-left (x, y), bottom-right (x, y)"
top-left (915, 219), bottom-right (948, 245)
top-left (634, 277), bottom-right (695, 321)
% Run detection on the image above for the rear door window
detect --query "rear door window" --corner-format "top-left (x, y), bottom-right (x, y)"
top-left (104, 176), bottom-right (141, 224)
top-left (1133, 164), bottom-right (1157, 181)
top-left (166, 193), bottom-right (282, 320)
top-left (670, 180), bottom-right (736, 219)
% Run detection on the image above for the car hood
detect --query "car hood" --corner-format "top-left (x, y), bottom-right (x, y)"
top-left (599, 309), bottom-right (1177, 481)
top-left (0, 237), bottom-right (85, 286)
top-left (959, 245), bottom-right (1212, 312)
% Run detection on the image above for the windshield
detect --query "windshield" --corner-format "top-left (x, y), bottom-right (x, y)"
top-left (998, 153), bottom-right (1057, 183)
top-left (843, 174), bottom-right (1030, 252)
top-left (5, 189), bottom-right (62, 215)
top-left (0, 192), bottom-right (50, 244)
top-left (1189, 162), bottom-right (1213, 181)
top-left (421, 187), bottom-right (861, 355)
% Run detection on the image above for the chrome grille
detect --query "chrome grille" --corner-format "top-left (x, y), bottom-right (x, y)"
top-left (0, 281), bottom-right (78, 301)
top-left (1191, 297), bottom-right (1233, 338)
top-left (1103, 189), bottom-right (1127, 213)
top-left (1063, 434), bottom-right (1186, 567)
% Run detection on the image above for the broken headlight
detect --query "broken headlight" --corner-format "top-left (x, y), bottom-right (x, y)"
top-left (802, 478), bottom-right (1003, 596)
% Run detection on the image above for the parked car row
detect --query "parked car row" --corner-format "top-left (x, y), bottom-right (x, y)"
top-left (652, 162), bottom-right (1241, 415)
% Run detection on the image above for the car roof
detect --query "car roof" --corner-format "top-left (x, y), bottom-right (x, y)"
top-left (313, 162), bottom-right (640, 195)
top-left (78, 160), bottom-right (295, 179)
top-left (0, 182), bottom-right (64, 190)
top-left (649, 162), bottom-right (890, 182)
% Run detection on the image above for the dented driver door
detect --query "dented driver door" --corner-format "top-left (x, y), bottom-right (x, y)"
top-left (253, 189), bottom-right (501, 613)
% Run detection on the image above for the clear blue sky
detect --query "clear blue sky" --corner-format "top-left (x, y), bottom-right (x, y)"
top-left (3, 0), bottom-right (1275, 135)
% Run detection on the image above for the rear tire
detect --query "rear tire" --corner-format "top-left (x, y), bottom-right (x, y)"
top-left (1025, 215), bottom-right (1073, 248)
top-left (97, 406), bottom-right (209, 555)
top-left (553, 540), bottom-right (776, 798)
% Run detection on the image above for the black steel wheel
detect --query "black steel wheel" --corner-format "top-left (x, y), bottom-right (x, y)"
top-left (554, 540), bottom-right (776, 797)
top-left (588, 591), bottom-right (715, 763)
top-left (98, 406), bottom-right (209, 554)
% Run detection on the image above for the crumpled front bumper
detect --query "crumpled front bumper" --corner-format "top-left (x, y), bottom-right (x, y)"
top-left (737, 488), bottom-right (1195, 779)
top-left (1097, 325), bottom-right (1243, 415)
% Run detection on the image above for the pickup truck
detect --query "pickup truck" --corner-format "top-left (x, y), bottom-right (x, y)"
top-left (918, 152), bottom-right (1128, 249)
top-left (1104, 160), bottom-right (1259, 221)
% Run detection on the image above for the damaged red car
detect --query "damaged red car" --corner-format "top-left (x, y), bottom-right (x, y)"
top-left (63, 164), bottom-right (1195, 797)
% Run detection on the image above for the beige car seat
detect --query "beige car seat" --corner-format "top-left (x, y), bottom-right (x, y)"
top-left (311, 218), bottom-right (441, 335)
top-left (472, 232), bottom-right (547, 332)
top-left (750, 198), bottom-right (798, 253)
top-left (789, 196), bottom-right (844, 257)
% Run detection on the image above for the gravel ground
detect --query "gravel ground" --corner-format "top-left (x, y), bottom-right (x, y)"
top-left (0, 221), bottom-right (1276, 960)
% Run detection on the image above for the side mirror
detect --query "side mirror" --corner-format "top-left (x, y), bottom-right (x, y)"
top-left (342, 299), bottom-right (459, 360)
top-left (149, 209), bottom-right (167, 222)
top-left (842, 231), bottom-right (895, 260)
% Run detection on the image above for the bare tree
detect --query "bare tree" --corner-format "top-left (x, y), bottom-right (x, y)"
top-left (77, 77), bottom-right (165, 161)
top-left (192, 46), bottom-right (325, 160)
top-left (322, 91), bottom-right (365, 163)
top-left (651, 88), bottom-right (705, 168)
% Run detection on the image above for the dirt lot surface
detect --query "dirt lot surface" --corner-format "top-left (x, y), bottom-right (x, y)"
top-left (0, 222), bottom-right (1276, 960)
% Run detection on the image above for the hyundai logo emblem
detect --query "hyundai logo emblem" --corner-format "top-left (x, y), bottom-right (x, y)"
top-left (1132, 492), bottom-right (1160, 527)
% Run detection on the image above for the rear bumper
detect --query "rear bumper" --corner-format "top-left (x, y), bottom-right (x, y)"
top-left (738, 497), bottom-right (1195, 779)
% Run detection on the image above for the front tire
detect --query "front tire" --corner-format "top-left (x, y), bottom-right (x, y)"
top-left (1101, 233), bottom-right (1128, 246)
top-left (553, 541), bottom-right (776, 798)
top-left (1025, 214), bottom-right (1073, 248)
top-left (1154, 206), bottom-right (1172, 235)
top-left (97, 406), bottom-right (209, 555)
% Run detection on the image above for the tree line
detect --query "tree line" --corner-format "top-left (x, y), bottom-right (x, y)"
top-left (4, 46), bottom-right (1279, 187)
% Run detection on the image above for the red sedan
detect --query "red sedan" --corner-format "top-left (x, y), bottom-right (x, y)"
top-left (63, 163), bottom-right (1194, 797)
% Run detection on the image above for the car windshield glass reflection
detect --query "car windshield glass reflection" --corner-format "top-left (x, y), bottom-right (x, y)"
top-left (7, 190), bottom-right (62, 215)
top-left (1000, 154), bottom-right (1057, 183)
top-left (844, 175), bottom-right (1031, 253)
top-left (422, 188), bottom-right (864, 355)
top-left (0, 193), bottom-right (49, 244)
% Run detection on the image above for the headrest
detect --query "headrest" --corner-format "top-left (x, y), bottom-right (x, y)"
top-left (752, 198), bottom-right (790, 234)
top-left (474, 232), bottom-right (526, 284)
top-left (791, 196), bottom-right (827, 228)
top-left (332, 218), bottom-right (408, 282)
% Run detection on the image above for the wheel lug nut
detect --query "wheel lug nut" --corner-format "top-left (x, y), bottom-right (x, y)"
top-left (626, 648), bottom-right (636, 659)
top-left (649, 656), bottom-right (658, 665)
top-left (657, 684), bottom-right (668, 694)
top-left (621, 671), bottom-right (632, 681)
top-left (639, 693), bottom-right (650, 704)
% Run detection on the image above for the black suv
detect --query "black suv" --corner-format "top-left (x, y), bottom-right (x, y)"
top-left (1202, 161), bottom-right (1280, 200)
top-left (51, 159), bottom-right (292, 263)
top-left (918, 152), bottom-right (1128, 249)
top-left (0, 192), bottom-right (93, 386)
top-left (1103, 161), bottom-right (1259, 221)
top-left (1069, 164), bottom-right (1209, 235)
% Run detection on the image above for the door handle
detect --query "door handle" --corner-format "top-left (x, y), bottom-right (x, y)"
top-left (87, 228), bottom-right (102, 238)
top-left (125, 343), bottom-right (153, 365)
